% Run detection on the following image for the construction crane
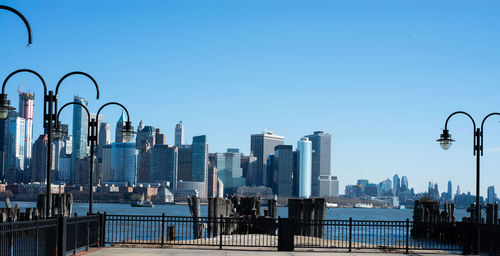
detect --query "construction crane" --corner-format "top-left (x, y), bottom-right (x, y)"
top-left (17, 82), bottom-right (25, 94)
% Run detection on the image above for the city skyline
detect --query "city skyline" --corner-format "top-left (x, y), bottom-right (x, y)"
top-left (1, 1), bottom-right (500, 195)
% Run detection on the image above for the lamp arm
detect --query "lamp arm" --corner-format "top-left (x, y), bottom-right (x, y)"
top-left (444, 111), bottom-right (477, 155)
top-left (479, 113), bottom-right (500, 156)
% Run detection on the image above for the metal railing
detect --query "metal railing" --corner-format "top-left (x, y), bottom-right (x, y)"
top-left (0, 214), bottom-right (102, 256)
top-left (104, 214), bottom-right (464, 252)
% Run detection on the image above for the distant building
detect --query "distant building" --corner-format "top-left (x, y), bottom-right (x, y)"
top-left (31, 135), bottom-right (55, 182)
top-left (191, 135), bottom-right (208, 184)
top-left (178, 145), bottom-right (192, 181)
top-left (115, 110), bottom-right (127, 143)
top-left (71, 96), bottom-right (89, 184)
top-left (297, 137), bottom-right (312, 198)
top-left (207, 164), bottom-right (217, 198)
top-left (155, 128), bottom-right (166, 145)
top-left (273, 145), bottom-right (294, 197)
top-left (487, 186), bottom-right (496, 204)
top-left (177, 181), bottom-right (205, 198)
top-left (150, 144), bottom-right (178, 189)
top-left (175, 121), bottom-right (184, 147)
top-left (377, 178), bottom-right (392, 196)
top-left (6, 112), bottom-right (25, 183)
top-left (101, 144), bottom-right (113, 182)
top-left (136, 124), bottom-right (155, 183)
top-left (19, 92), bottom-right (34, 170)
top-left (214, 149), bottom-right (245, 195)
top-left (393, 174), bottom-right (400, 196)
top-left (112, 143), bottom-right (137, 185)
top-left (401, 176), bottom-right (408, 192)
top-left (305, 131), bottom-right (333, 197)
top-left (447, 180), bottom-right (453, 199)
top-left (249, 130), bottom-right (284, 186)
top-left (345, 184), bottom-right (362, 197)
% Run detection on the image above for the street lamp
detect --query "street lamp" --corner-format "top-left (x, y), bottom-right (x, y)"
top-left (438, 111), bottom-right (500, 253)
top-left (54, 101), bottom-right (135, 214)
top-left (1, 69), bottom-right (99, 217)
top-left (0, 5), bottom-right (33, 46)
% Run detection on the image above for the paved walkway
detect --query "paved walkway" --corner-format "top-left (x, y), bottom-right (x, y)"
top-left (86, 247), bottom-right (458, 256)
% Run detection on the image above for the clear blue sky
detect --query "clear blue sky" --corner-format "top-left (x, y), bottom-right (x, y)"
top-left (1, 1), bottom-right (500, 196)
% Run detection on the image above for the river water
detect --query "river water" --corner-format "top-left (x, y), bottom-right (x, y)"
top-left (11, 201), bottom-right (469, 221)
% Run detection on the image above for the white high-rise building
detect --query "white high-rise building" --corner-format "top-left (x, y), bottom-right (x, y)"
top-left (175, 121), bottom-right (184, 147)
top-left (297, 137), bottom-right (312, 198)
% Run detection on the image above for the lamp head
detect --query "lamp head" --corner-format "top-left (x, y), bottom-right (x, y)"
top-left (122, 121), bottom-right (136, 142)
top-left (0, 94), bottom-right (15, 120)
top-left (437, 129), bottom-right (454, 150)
top-left (52, 121), bottom-right (64, 140)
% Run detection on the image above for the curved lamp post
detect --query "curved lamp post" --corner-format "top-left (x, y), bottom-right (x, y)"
top-left (438, 111), bottom-right (500, 253)
top-left (54, 101), bottom-right (135, 214)
top-left (0, 69), bottom-right (99, 217)
top-left (0, 5), bottom-right (33, 46)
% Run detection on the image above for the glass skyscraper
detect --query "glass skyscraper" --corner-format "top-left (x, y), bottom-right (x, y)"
top-left (150, 144), bottom-right (178, 188)
top-left (191, 135), bottom-right (207, 185)
top-left (112, 143), bottom-right (137, 185)
top-left (71, 96), bottom-right (89, 184)
top-left (297, 137), bottom-right (312, 198)
top-left (215, 149), bottom-right (245, 194)
top-left (250, 131), bottom-right (284, 186)
top-left (305, 131), bottom-right (334, 197)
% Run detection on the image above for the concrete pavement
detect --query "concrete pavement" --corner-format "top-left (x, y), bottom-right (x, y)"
top-left (85, 247), bottom-right (458, 256)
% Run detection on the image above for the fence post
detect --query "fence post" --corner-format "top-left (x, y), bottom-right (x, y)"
top-left (219, 215), bottom-right (223, 250)
top-left (161, 213), bottom-right (165, 247)
top-left (74, 213), bottom-right (78, 255)
top-left (57, 215), bottom-right (67, 256)
top-left (405, 218), bottom-right (409, 253)
top-left (35, 218), bottom-right (39, 256)
top-left (349, 217), bottom-right (352, 252)
top-left (9, 222), bottom-right (13, 256)
top-left (101, 212), bottom-right (106, 247)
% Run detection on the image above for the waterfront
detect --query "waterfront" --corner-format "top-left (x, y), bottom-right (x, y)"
top-left (11, 201), bottom-right (469, 220)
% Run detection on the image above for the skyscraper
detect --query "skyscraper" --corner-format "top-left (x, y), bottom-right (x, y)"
top-left (274, 145), bottom-right (294, 197)
top-left (175, 121), bottom-right (184, 147)
top-left (393, 174), bottom-right (400, 196)
top-left (250, 130), bottom-right (284, 186)
top-left (178, 145), bottom-right (192, 181)
top-left (112, 143), bottom-right (137, 185)
top-left (214, 149), bottom-right (245, 194)
top-left (305, 131), bottom-right (336, 197)
top-left (297, 137), bottom-right (312, 198)
top-left (487, 186), bottom-right (496, 204)
top-left (136, 125), bottom-right (155, 183)
top-left (191, 135), bottom-right (208, 184)
top-left (401, 176), bottom-right (409, 192)
top-left (155, 128), bottom-right (166, 145)
top-left (97, 122), bottom-right (111, 161)
top-left (101, 144), bottom-right (113, 182)
top-left (31, 134), bottom-right (55, 182)
top-left (150, 144), bottom-right (178, 188)
top-left (18, 92), bottom-right (34, 169)
top-left (448, 180), bottom-right (453, 199)
top-left (115, 110), bottom-right (127, 143)
top-left (71, 96), bottom-right (89, 184)
top-left (6, 112), bottom-right (25, 182)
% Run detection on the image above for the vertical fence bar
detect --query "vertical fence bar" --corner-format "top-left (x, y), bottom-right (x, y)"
top-left (9, 222), bottom-right (13, 256)
top-left (219, 216), bottom-right (223, 250)
top-left (35, 218), bottom-right (39, 256)
top-left (349, 217), bottom-right (352, 252)
top-left (405, 219), bottom-right (409, 253)
top-left (161, 213), bottom-right (165, 247)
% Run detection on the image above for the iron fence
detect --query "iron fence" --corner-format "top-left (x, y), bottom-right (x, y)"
top-left (104, 214), bottom-right (465, 252)
top-left (0, 214), bottom-right (102, 256)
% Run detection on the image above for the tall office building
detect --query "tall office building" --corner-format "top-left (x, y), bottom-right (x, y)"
top-left (306, 131), bottom-right (337, 197)
top-left (447, 180), bottom-right (452, 199)
top-left (393, 174), bottom-right (400, 196)
top-left (178, 145), bottom-right (192, 181)
top-left (97, 122), bottom-right (111, 161)
top-left (214, 149), bottom-right (245, 194)
top-left (487, 186), bottom-right (496, 204)
top-left (136, 125), bottom-right (155, 183)
top-left (0, 118), bottom-right (7, 181)
top-left (297, 137), bottom-right (312, 198)
top-left (6, 112), bottom-right (25, 182)
top-left (274, 145), bottom-right (294, 197)
top-left (192, 135), bottom-right (208, 185)
top-left (401, 176), bottom-right (409, 192)
top-left (31, 134), bottom-right (55, 182)
top-left (111, 143), bottom-right (137, 185)
top-left (207, 164), bottom-right (218, 198)
top-left (101, 144), bottom-right (113, 182)
top-left (71, 96), bottom-right (89, 184)
top-left (150, 144), bottom-right (178, 189)
top-left (175, 121), bottom-right (184, 147)
top-left (54, 124), bottom-right (70, 182)
top-left (250, 130), bottom-right (284, 186)
top-left (115, 110), bottom-right (127, 143)
top-left (18, 92), bottom-right (34, 169)
top-left (155, 128), bottom-right (166, 145)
